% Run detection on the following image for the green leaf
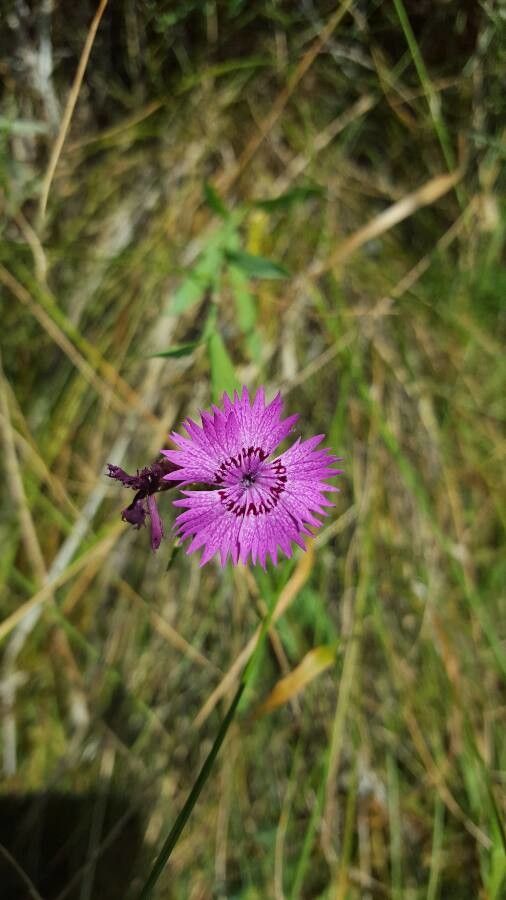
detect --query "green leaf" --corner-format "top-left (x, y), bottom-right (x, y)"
top-left (203, 182), bottom-right (229, 218)
top-left (207, 331), bottom-right (238, 401)
top-left (149, 342), bottom-right (200, 359)
top-left (228, 265), bottom-right (262, 360)
top-left (168, 236), bottom-right (225, 315)
top-left (252, 185), bottom-right (322, 212)
top-left (225, 250), bottom-right (289, 279)
top-left (168, 220), bottom-right (245, 316)
top-left (228, 265), bottom-right (256, 333)
top-left (168, 277), bottom-right (205, 315)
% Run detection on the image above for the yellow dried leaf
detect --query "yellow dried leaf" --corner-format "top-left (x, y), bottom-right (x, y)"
top-left (257, 644), bottom-right (336, 716)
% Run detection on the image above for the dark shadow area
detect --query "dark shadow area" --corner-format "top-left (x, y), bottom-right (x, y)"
top-left (0, 792), bottom-right (144, 900)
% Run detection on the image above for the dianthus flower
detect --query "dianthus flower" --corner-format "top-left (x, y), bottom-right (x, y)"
top-left (163, 386), bottom-right (342, 567)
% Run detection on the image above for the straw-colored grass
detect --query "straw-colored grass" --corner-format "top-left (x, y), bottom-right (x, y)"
top-left (1, 3), bottom-right (504, 898)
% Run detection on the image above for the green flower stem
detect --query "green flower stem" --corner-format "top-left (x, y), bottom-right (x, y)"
top-left (138, 679), bottom-right (245, 899)
top-left (138, 597), bottom-right (277, 898)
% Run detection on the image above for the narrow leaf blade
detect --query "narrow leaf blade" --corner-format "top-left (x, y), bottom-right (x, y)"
top-left (252, 185), bottom-right (322, 212)
top-left (203, 181), bottom-right (229, 218)
top-left (149, 342), bottom-right (200, 359)
top-left (225, 250), bottom-right (289, 280)
top-left (207, 331), bottom-right (238, 402)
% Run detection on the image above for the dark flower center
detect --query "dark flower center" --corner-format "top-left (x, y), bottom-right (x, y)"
top-left (214, 445), bottom-right (268, 485)
top-left (216, 456), bottom-right (287, 518)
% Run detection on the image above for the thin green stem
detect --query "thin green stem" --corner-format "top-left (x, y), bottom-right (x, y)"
top-left (392, 0), bottom-right (465, 209)
top-left (427, 798), bottom-right (444, 900)
top-left (138, 590), bottom-right (279, 898)
top-left (138, 679), bottom-right (245, 899)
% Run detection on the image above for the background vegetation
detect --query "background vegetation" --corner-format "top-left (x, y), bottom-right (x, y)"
top-left (1, 1), bottom-right (504, 898)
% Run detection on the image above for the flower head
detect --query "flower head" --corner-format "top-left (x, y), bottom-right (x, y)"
top-left (162, 386), bottom-right (342, 568)
top-left (107, 459), bottom-right (177, 551)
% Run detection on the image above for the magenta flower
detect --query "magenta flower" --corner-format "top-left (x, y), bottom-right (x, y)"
top-left (162, 387), bottom-right (342, 568)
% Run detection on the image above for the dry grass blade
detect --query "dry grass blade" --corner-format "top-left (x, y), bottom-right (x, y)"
top-left (322, 546), bottom-right (370, 863)
top-left (0, 410), bottom-right (79, 518)
top-left (66, 99), bottom-right (164, 152)
top-left (274, 94), bottom-right (376, 192)
top-left (194, 546), bottom-right (315, 728)
top-left (0, 264), bottom-right (160, 425)
top-left (2, 5), bottom-right (503, 896)
top-left (382, 195), bottom-right (476, 304)
top-left (13, 209), bottom-right (48, 283)
top-left (0, 526), bottom-right (122, 646)
top-left (216, 0), bottom-right (355, 193)
top-left (404, 705), bottom-right (492, 850)
top-left (118, 579), bottom-right (220, 674)
top-left (0, 350), bottom-right (90, 772)
top-left (311, 167), bottom-right (465, 275)
top-left (38, 0), bottom-right (109, 224)
top-left (0, 352), bottom-right (46, 582)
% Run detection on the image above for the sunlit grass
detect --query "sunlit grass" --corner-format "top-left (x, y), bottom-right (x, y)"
top-left (1, 2), bottom-right (504, 898)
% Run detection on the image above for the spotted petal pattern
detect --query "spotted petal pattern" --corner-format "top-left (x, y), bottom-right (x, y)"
top-left (163, 387), bottom-right (342, 567)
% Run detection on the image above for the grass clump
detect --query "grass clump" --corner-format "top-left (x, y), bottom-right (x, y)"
top-left (0, 2), bottom-right (504, 898)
